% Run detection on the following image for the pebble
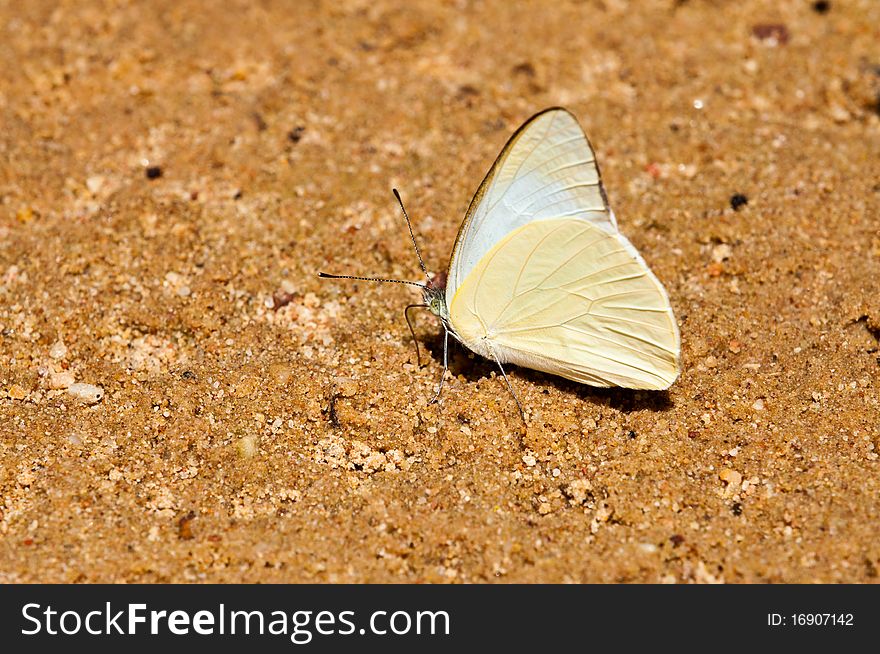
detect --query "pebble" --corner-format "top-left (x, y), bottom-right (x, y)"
top-left (288, 126), bottom-right (306, 143)
top-left (234, 375), bottom-right (260, 397)
top-left (86, 175), bottom-right (105, 195)
top-left (67, 382), bottom-right (104, 404)
top-left (522, 454), bottom-right (537, 467)
top-left (334, 376), bottom-right (359, 398)
top-left (752, 399), bottom-right (765, 411)
top-left (302, 292), bottom-right (321, 308)
top-left (7, 384), bottom-right (27, 400)
top-left (177, 512), bottom-right (196, 540)
top-left (237, 435), bottom-right (258, 459)
top-left (706, 262), bottom-right (724, 277)
top-left (49, 341), bottom-right (68, 359)
top-left (48, 370), bottom-right (75, 390)
top-left (719, 468), bottom-right (742, 488)
top-left (272, 290), bottom-right (295, 310)
top-left (565, 478), bottom-right (592, 505)
top-left (730, 193), bottom-right (748, 211)
top-left (712, 243), bottom-right (733, 263)
top-left (751, 23), bottom-right (789, 46)
top-left (678, 163), bottom-right (697, 178)
top-left (268, 363), bottom-right (294, 386)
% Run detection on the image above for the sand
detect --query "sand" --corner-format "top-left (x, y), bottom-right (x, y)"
top-left (1, 0), bottom-right (879, 583)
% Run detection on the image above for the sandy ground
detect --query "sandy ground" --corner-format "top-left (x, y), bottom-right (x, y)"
top-left (1, 0), bottom-right (879, 583)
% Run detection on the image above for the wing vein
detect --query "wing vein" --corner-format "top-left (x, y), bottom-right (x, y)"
top-left (500, 134), bottom-right (588, 198)
top-left (511, 220), bottom-right (572, 297)
top-left (513, 232), bottom-right (611, 298)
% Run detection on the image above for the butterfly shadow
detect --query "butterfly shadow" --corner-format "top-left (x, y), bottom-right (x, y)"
top-left (421, 333), bottom-right (495, 382)
top-left (570, 385), bottom-right (674, 414)
top-left (420, 331), bottom-right (673, 414)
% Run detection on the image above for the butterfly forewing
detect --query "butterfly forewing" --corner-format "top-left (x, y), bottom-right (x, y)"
top-left (446, 108), bottom-right (615, 303)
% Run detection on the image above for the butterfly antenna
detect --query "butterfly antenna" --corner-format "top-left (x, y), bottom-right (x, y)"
top-left (317, 272), bottom-right (426, 289)
top-left (392, 188), bottom-right (431, 283)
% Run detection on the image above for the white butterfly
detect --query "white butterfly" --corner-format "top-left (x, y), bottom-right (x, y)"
top-left (321, 107), bottom-right (680, 418)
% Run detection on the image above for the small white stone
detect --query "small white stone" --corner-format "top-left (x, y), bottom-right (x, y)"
top-left (711, 243), bottom-right (733, 263)
top-left (86, 175), bottom-right (105, 195)
top-left (49, 341), bottom-right (68, 359)
top-left (67, 382), bottom-right (104, 404)
top-left (522, 454), bottom-right (537, 467)
top-left (48, 370), bottom-right (75, 390)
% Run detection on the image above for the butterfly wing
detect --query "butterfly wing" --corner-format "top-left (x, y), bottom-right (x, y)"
top-left (446, 107), bottom-right (617, 304)
top-left (449, 218), bottom-right (680, 389)
top-left (446, 108), bottom-right (679, 389)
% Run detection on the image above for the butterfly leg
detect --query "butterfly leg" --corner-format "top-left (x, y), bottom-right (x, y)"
top-left (428, 327), bottom-right (449, 405)
top-left (489, 349), bottom-right (526, 424)
top-left (404, 304), bottom-right (429, 367)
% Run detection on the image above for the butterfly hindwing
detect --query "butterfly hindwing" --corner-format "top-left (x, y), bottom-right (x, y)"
top-left (449, 218), bottom-right (679, 389)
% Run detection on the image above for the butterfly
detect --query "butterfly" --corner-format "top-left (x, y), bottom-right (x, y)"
top-left (320, 107), bottom-right (680, 420)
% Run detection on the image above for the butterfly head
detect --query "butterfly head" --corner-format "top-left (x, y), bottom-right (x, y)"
top-left (423, 272), bottom-right (449, 321)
